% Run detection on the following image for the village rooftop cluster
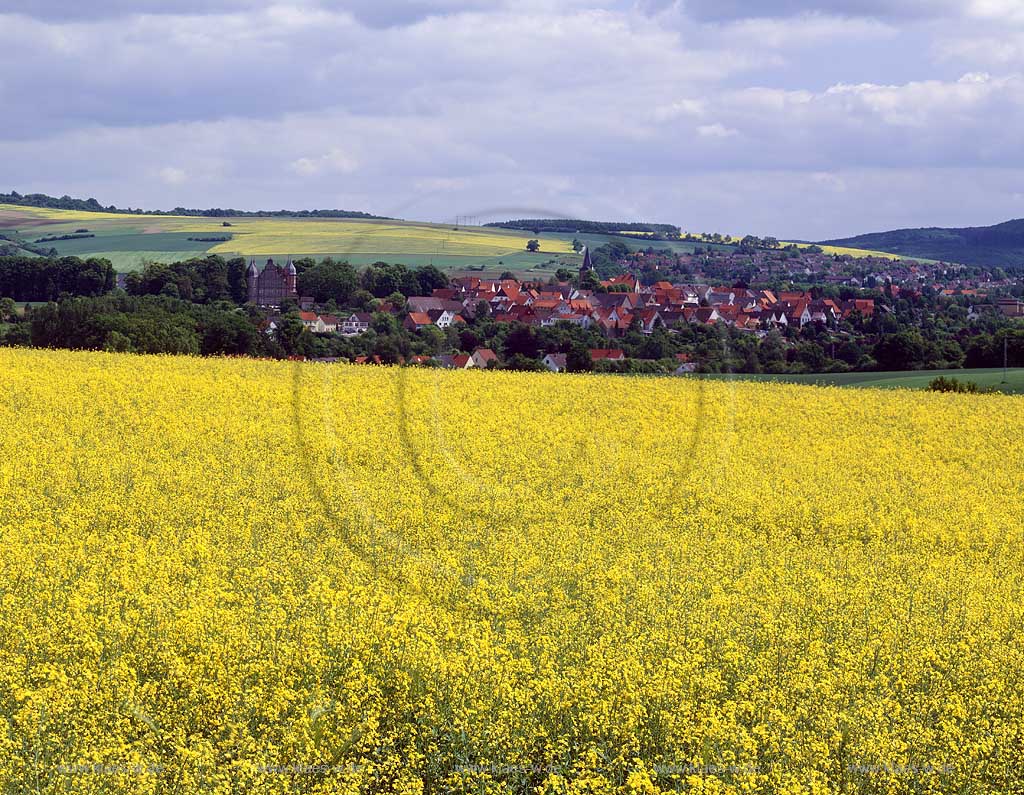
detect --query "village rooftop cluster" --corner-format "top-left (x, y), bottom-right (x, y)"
top-left (256, 248), bottom-right (884, 351)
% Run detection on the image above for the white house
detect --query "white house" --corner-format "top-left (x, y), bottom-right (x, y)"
top-left (299, 312), bottom-right (335, 333)
top-left (471, 348), bottom-right (499, 369)
top-left (341, 312), bottom-right (372, 335)
top-left (433, 309), bottom-right (458, 329)
top-left (542, 353), bottom-right (567, 372)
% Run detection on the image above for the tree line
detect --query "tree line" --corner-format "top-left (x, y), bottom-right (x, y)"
top-left (119, 256), bottom-right (452, 309)
top-left (0, 255), bottom-right (114, 301)
top-left (486, 219), bottom-right (681, 236)
top-left (1, 252), bottom-right (1022, 375)
top-left (0, 190), bottom-right (387, 220)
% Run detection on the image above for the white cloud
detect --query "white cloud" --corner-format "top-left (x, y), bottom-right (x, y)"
top-left (821, 72), bottom-right (1020, 127)
top-left (714, 12), bottom-right (896, 48)
top-left (291, 149), bottom-right (360, 177)
top-left (697, 123), bottom-right (738, 138)
top-left (158, 167), bottom-right (188, 186)
top-left (936, 33), bottom-right (1024, 66)
top-left (653, 99), bottom-right (706, 121)
top-left (968, 0), bottom-right (1024, 22)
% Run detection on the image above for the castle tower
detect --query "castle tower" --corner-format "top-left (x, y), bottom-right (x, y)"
top-left (285, 256), bottom-right (297, 293)
top-left (246, 258), bottom-right (259, 303)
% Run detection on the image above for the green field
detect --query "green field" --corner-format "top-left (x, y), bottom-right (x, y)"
top-left (2, 204), bottom-right (903, 276)
top-left (545, 230), bottom-right (736, 256)
top-left (699, 368), bottom-right (1024, 395)
top-left (239, 249), bottom-right (577, 273)
top-left (0, 205), bottom-right (581, 275)
top-left (42, 232), bottom-right (214, 256)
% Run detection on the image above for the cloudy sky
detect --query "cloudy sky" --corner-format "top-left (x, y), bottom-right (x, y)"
top-left (1, 1), bottom-right (1023, 239)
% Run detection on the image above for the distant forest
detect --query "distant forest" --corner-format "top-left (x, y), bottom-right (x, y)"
top-left (0, 191), bottom-right (389, 220)
top-left (486, 219), bottom-right (681, 236)
top-left (823, 218), bottom-right (1024, 269)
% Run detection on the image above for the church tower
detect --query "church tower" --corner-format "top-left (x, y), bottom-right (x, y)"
top-left (579, 246), bottom-right (596, 284)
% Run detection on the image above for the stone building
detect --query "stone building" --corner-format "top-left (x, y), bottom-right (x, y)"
top-left (247, 257), bottom-right (298, 307)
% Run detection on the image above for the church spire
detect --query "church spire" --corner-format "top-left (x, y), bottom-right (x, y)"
top-left (579, 246), bottom-right (596, 284)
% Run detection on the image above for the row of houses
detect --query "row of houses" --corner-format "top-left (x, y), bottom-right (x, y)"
top-left (294, 280), bottom-right (878, 340)
top-left (282, 245), bottom-right (879, 340)
top-left (393, 271), bottom-right (878, 336)
top-left (296, 311), bottom-right (374, 335)
top-left (637, 243), bottom-right (1024, 297)
top-left (342, 346), bottom-right (696, 374)
top-left (353, 347), bottom-right (500, 369)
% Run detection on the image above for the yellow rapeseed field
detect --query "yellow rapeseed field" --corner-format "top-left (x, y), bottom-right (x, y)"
top-left (777, 242), bottom-right (908, 260)
top-left (0, 205), bottom-right (571, 258)
top-left (192, 219), bottom-right (571, 258)
top-left (1, 348), bottom-right (1023, 794)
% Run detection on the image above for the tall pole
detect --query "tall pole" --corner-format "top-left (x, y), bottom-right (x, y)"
top-left (1004, 334), bottom-right (1009, 384)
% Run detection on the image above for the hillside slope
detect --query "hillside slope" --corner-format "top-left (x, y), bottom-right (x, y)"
top-left (823, 218), bottom-right (1024, 268)
top-left (0, 204), bottom-right (579, 273)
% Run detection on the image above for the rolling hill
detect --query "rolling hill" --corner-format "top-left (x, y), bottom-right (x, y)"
top-left (0, 204), bottom-right (583, 274)
top-left (823, 218), bottom-right (1024, 268)
top-left (1, 197), bottom-right (929, 274)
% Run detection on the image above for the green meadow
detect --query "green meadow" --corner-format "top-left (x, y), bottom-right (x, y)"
top-left (698, 368), bottom-right (1024, 395)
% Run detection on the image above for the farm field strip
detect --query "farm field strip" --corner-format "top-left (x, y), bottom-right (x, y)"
top-left (2, 206), bottom-right (905, 269)
top-left (0, 206), bottom-right (574, 268)
top-left (701, 367), bottom-right (1024, 394)
top-left (778, 241), bottom-right (932, 261)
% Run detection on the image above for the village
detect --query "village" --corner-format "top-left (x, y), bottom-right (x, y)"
top-left (248, 248), bottom-right (898, 370)
top-left (11, 240), bottom-right (1016, 372)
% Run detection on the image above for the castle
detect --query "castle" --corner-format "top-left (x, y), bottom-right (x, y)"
top-left (247, 257), bottom-right (298, 307)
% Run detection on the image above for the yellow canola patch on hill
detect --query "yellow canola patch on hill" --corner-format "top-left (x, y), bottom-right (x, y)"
top-left (779, 241), bottom-right (905, 259)
top-left (675, 229), bottom-right (905, 260)
top-left (187, 218), bottom-right (573, 257)
top-left (0, 205), bottom-right (572, 258)
top-left (0, 204), bottom-right (150, 224)
top-left (1, 347), bottom-right (1023, 793)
